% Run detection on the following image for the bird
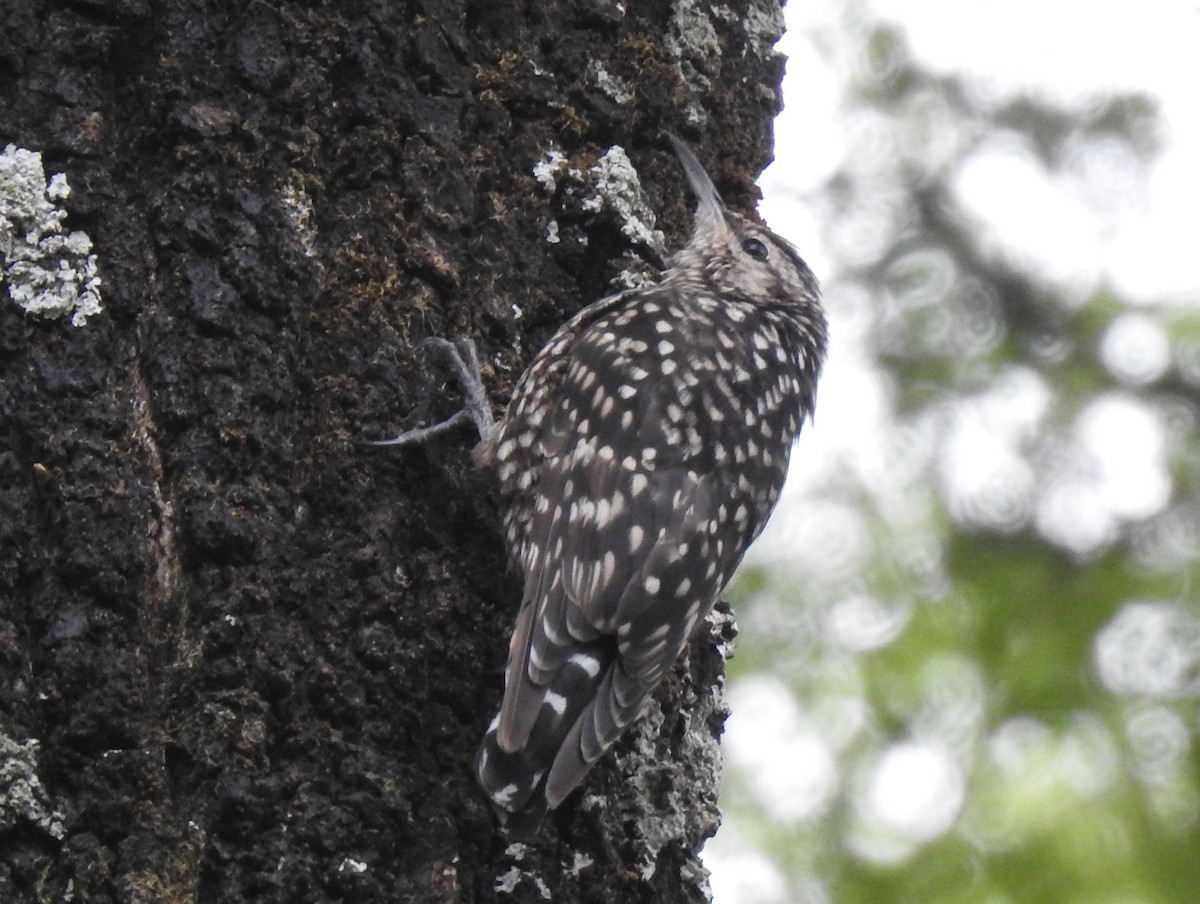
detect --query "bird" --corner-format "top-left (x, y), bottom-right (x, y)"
top-left (375, 134), bottom-right (827, 824)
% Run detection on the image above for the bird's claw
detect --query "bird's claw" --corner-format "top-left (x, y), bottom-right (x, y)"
top-left (368, 337), bottom-right (495, 447)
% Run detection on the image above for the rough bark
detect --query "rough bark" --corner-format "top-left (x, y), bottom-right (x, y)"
top-left (0, 0), bottom-right (785, 900)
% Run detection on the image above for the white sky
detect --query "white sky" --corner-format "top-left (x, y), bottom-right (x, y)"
top-left (709, 2), bottom-right (1200, 902)
top-left (764, 0), bottom-right (1200, 303)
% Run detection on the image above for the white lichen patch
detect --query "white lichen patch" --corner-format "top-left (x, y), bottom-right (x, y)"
top-left (667, 0), bottom-right (722, 66)
top-left (582, 146), bottom-right (666, 254)
top-left (0, 144), bottom-right (103, 326)
top-left (590, 63), bottom-right (633, 105)
top-left (495, 844), bottom-right (552, 897)
top-left (726, 2), bottom-right (786, 59)
top-left (706, 604), bottom-right (739, 660)
top-left (533, 146), bottom-right (664, 279)
top-left (0, 730), bottom-right (66, 840)
top-left (565, 851), bottom-right (594, 876)
top-left (494, 865), bottom-right (522, 894)
top-left (666, 0), bottom-right (785, 125)
top-left (280, 174), bottom-right (318, 259)
top-left (533, 148), bottom-right (570, 194)
top-left (608, 262), bottom-right (661, 293)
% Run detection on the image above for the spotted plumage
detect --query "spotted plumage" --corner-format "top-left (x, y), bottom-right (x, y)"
top-left (468, 136), bottom-right (828, 817)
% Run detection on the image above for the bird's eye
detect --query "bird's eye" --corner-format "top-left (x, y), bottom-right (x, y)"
top-left (742, 238), bottom-right (770, 261)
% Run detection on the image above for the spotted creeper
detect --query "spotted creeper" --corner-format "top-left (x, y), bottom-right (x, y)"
top-left (377, 135), bottom-right (827, 822)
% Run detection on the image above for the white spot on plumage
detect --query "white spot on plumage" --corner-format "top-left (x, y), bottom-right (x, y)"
top-left (493, 783), bottom-right (519, 805)
top-left (646, 623), bottom-right (670, 642)
top-left (610, 490), bottom-right (627, 517)
top-left (629, 525), bottom-right (645, 551)
top-left (642, 637), bottom-right (669, 663)
top-left (569, 652), bottom-right (602, 677)
top-left (545, 692), bottom-right (568, 716)
top-left (644, 575), bottom-right (661, 594)
top-left (529, 642), bottom-right (552, 670)
top-left (594, 498), bottom-right (612, 527)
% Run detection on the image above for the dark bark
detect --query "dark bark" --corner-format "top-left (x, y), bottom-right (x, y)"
top-left (0, 0), bottom-right (785, 900)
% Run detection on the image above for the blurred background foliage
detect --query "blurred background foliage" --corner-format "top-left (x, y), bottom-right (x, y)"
top-left (706, 1), bottom-right (1200, 902)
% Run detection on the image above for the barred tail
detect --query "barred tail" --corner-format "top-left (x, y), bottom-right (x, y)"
top-left (476, 640), bottom-right (642, 818)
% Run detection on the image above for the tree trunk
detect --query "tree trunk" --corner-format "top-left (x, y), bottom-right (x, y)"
top-left (0, 1), bottom-right (786, 900)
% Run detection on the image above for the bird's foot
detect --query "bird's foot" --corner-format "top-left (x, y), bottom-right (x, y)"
top-left (369, 337), bottom-right (495, 446)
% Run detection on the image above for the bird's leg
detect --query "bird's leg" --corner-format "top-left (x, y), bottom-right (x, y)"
top-left (369, 337), bottom-right (495, 446)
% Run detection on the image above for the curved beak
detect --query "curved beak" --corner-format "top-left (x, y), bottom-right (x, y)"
top-left (665, 132), bottom-right (727, 239)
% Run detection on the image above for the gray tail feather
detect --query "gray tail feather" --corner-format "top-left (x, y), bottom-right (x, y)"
top-left (475, 640), bottom-right (615, 820)
top-left (474, 727), bottom-right (544, 816)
